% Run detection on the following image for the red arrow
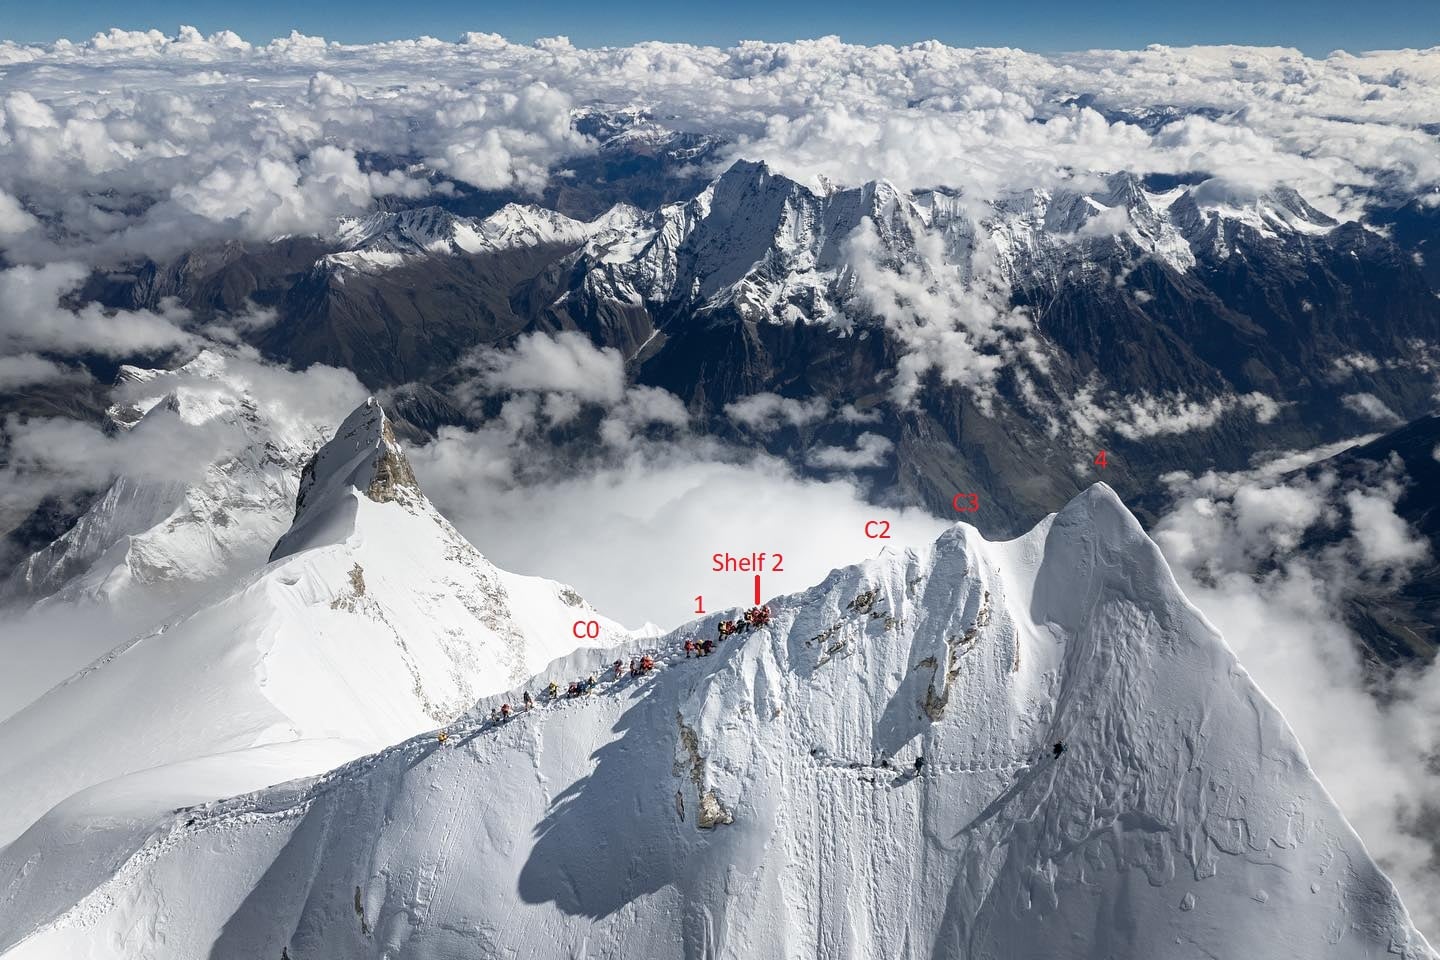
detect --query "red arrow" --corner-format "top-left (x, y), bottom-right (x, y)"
top-left (753, 574), bottom-right (761, 605)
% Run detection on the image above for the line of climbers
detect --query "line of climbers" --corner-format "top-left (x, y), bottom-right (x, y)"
top-left (468, 605), bottom-right (773, 731)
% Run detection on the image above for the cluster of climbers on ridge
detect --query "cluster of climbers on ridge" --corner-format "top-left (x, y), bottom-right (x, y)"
top-left (431, 603), bottom-right (1075, 781)
top-left (457, 606), bottom-right (775, 732)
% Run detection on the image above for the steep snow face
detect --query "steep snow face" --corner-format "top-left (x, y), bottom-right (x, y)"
top-left (0, 398), bottom-right (631, 848)
top-left (2, 350), bottom-right (328, 611)
top-left (2, 485), bottom-right (1429, 960)
top-left (321, 203), bottom-right (645, 273)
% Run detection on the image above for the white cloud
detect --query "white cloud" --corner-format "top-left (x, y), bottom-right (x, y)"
top-left (541, 391), bottom-right (582, 427)
top-left (1343, 391), bottom-right (1403, 424)
top-left (463, 331), bottom-right (625, 406)
top-left (724, 392), bottom-right (829, 431)
top-left (0, 189), bottom-right (38, 234)
top-left (1075, 204), bottom-right (1132, 238)
top-left (409, 434), bottom-right (947, 630)
top-left (0, 401), bottom-right (249, 539)
top-left (806, 432), bottom-right (894, 469)
top-left (1072, 386), bottom-right (1281, 439)
top-left (1331, 352), bottom-right (1383, 378)
top-left (423, 83), bottom-right (590, 193)
top-left (1345, 489), bottom-right (1429, 570)
top-left (0, 31), bottom-right (1436, 265)
top-left (0, 262), bottom-right (193, 357)
top-left (598, 384), bottom-right (691, 450)
top-left (0, 353), bottom-right (86, 390)
top-left (837, 403), bottom-right (882, 424)
top-left (447, 330), bottom-right (690, 453)
top-left (844, 217), bottom-right (1028, 407)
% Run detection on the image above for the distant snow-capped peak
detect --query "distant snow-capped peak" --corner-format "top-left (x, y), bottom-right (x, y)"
top-left (321, 203), bottom-right (646, 274)
top-left (3, 349), bottom-right (330, 612)
top-left (550, 161), bottom-right (1347, 330)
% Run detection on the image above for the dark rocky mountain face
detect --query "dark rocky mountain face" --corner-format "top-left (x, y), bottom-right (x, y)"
top-left (258, 244), bottom-right (572, 388)
top-left (1292, 416), bottom-right (1440, 666)
top-left (77, 160), bottom-right (1440, 543)
top-left (27, 155), bottom-right (1439, 633)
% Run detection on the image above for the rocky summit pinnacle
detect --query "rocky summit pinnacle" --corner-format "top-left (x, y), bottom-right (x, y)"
top-left (270, 398), bottom-right (422, 562)
top-left (362, 408), bottom-right (420, 505)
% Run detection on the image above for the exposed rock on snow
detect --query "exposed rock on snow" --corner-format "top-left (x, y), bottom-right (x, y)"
top-left (0, 484), bottom-right (1430, 959)
top-left (549, 161), bottom-right (1343, 332)
top-left (0, 397), bottom-right (631, 849)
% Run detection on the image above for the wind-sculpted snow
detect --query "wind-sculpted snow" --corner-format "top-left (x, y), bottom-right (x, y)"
top-left (0, 398), bottom-right (631, 849)
top-left (1, 485), bottom-right (1429, 959)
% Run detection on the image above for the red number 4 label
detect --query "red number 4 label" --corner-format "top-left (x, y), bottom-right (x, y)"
top-left (1094, 450), bottom-right (1108, 469)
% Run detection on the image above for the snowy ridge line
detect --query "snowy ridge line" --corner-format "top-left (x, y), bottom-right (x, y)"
top-left (77, 521), bottom-right (957, 866)
top-left (3, 482), bottom-right (1434, 958)
top-left (0, 394), bottom-right (636, 854)
top-left (67, 538), bottom-right (917, 850)
top-left (10, 548), bottom-right (903, 947)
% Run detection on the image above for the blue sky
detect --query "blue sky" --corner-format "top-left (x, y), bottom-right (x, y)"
top-left (1, 0), bottom-right (1437, 53)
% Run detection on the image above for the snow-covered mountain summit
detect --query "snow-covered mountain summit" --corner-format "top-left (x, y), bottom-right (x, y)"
top-left (0, 397), bottom-right (630, 849)
top-left (267, 397), bottom-right (421, 560)
top-left (1, 484), bottom-right (1429, 959)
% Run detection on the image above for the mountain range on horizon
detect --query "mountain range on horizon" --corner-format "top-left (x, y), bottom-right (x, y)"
top-left (1, 33), bottom-right (1439, 958)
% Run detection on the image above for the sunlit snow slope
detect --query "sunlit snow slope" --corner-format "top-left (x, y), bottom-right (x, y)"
top-left (1, 485), bottom-right (1430, 959)
top-left (0, 398), bottom-right (629, 848)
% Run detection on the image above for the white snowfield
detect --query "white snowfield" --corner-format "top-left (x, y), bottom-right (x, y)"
top-left (0, 480), bottom-right (1430, 959)
top-left (0, 398), bottom-right (630, 850)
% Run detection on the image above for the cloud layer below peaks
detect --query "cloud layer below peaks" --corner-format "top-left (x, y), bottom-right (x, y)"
top-left (0, 29), bottom-right (1437, 267)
